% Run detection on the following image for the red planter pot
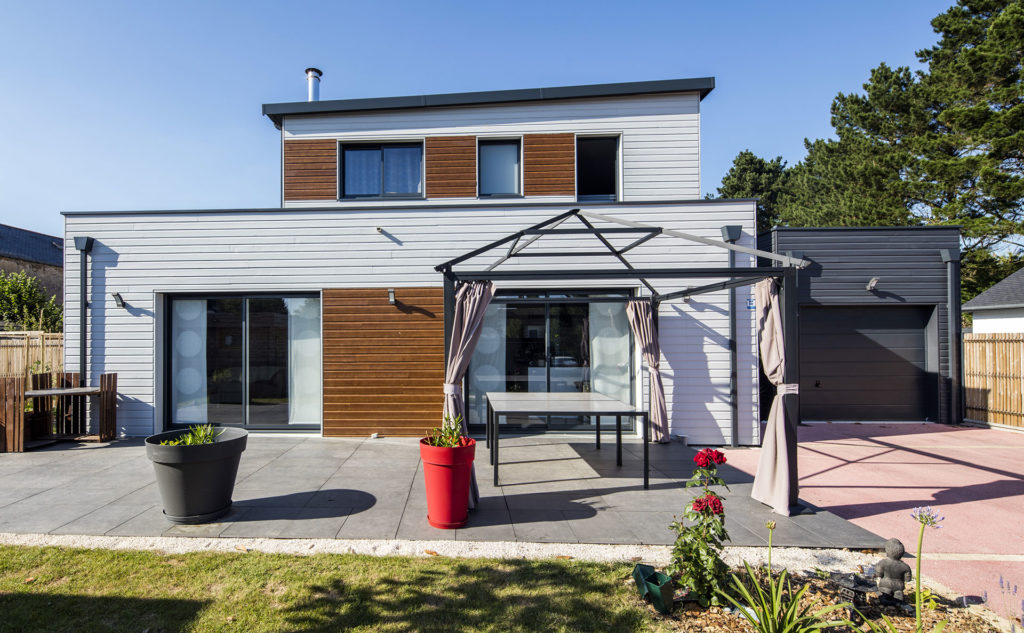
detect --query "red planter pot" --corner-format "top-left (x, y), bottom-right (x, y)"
top-left (419, 438), bottom-right (476, 529)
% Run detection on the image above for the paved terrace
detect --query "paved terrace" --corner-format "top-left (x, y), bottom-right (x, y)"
top-left (0, 435), bottom-right (883, 548)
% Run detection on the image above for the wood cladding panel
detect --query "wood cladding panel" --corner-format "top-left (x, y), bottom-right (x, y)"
top-left (425, 136), bottom-right (476, 198)
top-left (524, 133), bottom-right (576, 196)
top-left (322, 287), bottom-right (445, 437)
top-left (283, 140), bottom-right (337, 201)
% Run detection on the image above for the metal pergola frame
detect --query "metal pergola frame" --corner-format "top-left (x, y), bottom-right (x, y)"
top-left (435, 208), bottom-right (807, 509)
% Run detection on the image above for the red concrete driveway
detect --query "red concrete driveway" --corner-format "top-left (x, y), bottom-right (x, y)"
top-left (723, 424), bottom-right (1024, 622)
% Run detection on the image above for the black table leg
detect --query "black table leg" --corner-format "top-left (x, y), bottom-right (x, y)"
top-left (595, 416), bottom-right (601, 450)
top-left (616, 415), bottom-right (622, 466)
top-left (642, 412), bottom-right (649, 490)
top-left (493, 411), bottom-right (500, 487)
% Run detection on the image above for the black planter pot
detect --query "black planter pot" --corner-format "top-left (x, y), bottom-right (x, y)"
top-left (145, 427), bottom-right (248, 524)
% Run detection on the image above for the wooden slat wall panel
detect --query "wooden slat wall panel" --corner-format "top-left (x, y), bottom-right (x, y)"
top-left (322, 287), bottom-right (445, 437)
top-left (425, 136), bottom-right (476, 198)
top-left (283, 140), bottom-right (337, 201)
top-left (964, 333), bottom-right (1024, 428)
top-left (524, 133), bottom-right (575, 196)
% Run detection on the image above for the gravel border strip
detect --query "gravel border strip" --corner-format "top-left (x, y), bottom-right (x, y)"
top-left (0, 532), bottom-right (874, 571)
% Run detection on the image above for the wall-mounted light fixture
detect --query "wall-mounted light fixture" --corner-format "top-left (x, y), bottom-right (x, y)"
top-left (388, 288), bottom-right (396, 305)
top-left (111, 292), bottom-right (125, 309)
top-left (866, 277), bottom-right (880, 291)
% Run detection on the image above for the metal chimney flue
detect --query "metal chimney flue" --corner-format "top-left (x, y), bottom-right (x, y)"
top-left (305, 67), bottom-right (322, 102)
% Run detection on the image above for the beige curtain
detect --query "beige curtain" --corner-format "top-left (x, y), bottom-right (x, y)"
top-left (443, 280), bottom-right (495, 509)
top-left (626, 299), bottom-right (669, 443)
top-left (751, 278), bottom-right (799, 515)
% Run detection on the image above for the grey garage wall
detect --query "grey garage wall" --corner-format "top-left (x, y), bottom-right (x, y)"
top-left (760, 227), bottom-right (961, 424)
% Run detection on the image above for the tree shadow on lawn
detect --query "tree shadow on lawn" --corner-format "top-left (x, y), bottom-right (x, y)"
top-left (0, 593), bottom-right (210, 633)
top-left (280, 559), bottom-right (646, 633)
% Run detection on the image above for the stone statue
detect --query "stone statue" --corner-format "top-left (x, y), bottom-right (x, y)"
top-left (876, 538), bottom-right (913, 602)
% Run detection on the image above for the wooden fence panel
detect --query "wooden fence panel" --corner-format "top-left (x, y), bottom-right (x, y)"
top-left (964, 333), bottom-right (1024, 428)
top-left (0, 331), bottom-right (63, 380)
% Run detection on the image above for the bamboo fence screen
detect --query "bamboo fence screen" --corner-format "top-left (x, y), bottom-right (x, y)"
top-left (963, 333), bottom-right (1024, 428)
top-left (0, 331), bottom-right (63, 380)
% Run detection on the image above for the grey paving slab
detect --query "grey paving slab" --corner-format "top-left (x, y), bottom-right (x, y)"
top-left (51, 504), bottom-right (153, 535)
top-left (106, 506), bottom-right (175, 536)
top-left (0, 435), bottom-right (884, 549)
top-left (0, 502), bottom-right (96, 533)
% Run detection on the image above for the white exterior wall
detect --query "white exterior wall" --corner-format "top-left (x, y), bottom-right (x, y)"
top-left (971, 308), bottom-right (1024, 333)
top-left (282, 92), bottom-right (701, 205)
top-left (64, 200), bottom-right (758, 445)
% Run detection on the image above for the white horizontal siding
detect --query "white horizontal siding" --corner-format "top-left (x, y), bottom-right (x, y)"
top-left (282, 93), bottom-right (701, 203)
top-left (65, 200), bottom-right (757, 443)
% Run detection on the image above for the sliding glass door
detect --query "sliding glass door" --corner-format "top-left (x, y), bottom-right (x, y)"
top-left (168, 294), bottom-right (322, 430)
top-left (466, 290), bottom-right (633, 432)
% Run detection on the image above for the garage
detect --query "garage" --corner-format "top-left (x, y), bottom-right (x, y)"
top-left (760, 226), bottom-right (961, 425)
top-left (800, 305), bottom-right (937, 421)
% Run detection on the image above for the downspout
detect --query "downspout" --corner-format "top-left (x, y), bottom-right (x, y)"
top-left (721, 225), bottom-right (742, 447)
top-left (940, 249), bottom-right (962, 424)
top-left (73, 236), bottom-right (94, 387)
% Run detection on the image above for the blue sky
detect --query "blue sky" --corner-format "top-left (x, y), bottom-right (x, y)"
top-left (0, 0), bottom-right (945, 237)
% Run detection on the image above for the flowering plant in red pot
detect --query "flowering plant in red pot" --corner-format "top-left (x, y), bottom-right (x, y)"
top-left (668, 448), bottom-right (731, 607)
top-left (420, 415), bottom-right (476, 529)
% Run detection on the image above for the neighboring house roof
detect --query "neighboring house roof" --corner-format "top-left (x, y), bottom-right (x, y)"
top-left (963, 267), bottom-right (1024, 312)
top-left (0, 223), bottom-right (62, 267)
top-left (262, 77), bottom-right (716, 128)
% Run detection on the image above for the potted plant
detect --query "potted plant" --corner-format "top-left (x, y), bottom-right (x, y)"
top-left (145, 424), bottom-right (247, 524)
top-left (420, 415), bottom-right (475, 529)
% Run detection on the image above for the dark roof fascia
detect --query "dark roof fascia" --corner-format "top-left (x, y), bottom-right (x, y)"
top-left (61, 197), bottom-right (756, 218)
top-left (962, 303), bottom-right (1024, 312)
top-left (766, 225), bottom-right (962, 232)
top-left (262, 77), bottom-right (715, 128)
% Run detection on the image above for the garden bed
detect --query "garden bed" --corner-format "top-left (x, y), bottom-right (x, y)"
top-left (641, 568), bottom-right (1008, 633)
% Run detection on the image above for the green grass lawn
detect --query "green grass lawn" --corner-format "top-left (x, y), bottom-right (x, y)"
top-left (0, 545), bottom-right (669, 633)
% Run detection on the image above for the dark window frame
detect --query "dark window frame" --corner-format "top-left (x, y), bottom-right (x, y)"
top-left (163, 292), bottom-right (322, 432)
top-left (339, 141), bottom-right (425, 200)
top-left (576, 135), bottom-right (619, 202)
top-left (477, 138), bottom-right (523, 198)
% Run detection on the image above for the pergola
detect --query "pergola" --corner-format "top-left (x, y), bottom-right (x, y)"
top-left (435, 208), bottom-right (810, 515)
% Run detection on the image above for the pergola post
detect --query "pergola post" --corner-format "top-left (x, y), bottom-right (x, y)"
top-left (721, 226), bottom-right (742, 447)
top-left (442, 271), bottom-right (456, 365)
top-left (780, 264), bottom-right (800, 508)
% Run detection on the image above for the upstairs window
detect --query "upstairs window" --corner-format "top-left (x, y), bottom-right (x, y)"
top-left (341, 143), bottom-right (423, 198)
top-left (576, 136), bottom-right (618, 201)
top-left (478, 140), bottom-right (521, 196)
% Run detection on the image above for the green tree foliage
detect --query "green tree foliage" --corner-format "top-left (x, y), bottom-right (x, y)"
top-left (721, 0), bottom-right (1024, 300)
top-left (712, 150), bottom-right (791, 233)
top-left (0, 271), bottom-right (63, 332)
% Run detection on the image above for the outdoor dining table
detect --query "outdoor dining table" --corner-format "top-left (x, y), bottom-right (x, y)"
top-left (484, 391), bottom-right (651, 489)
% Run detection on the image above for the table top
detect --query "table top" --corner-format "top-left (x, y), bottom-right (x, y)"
top-left (484, 391), bottom-right (644, 415)
top-left (25, 386), bottom-right (101, 397)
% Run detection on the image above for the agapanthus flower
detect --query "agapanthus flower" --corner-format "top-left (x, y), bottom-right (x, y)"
top-left (910, 506), bottom-right (944, 528)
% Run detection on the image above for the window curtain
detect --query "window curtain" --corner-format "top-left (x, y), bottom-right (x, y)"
top-left (443, 280), bottom-right (495, 509)
top-left (286, 297), bottom-right (322, 426)
top-left (382, 146), bottom-right (422, 195)
top-left (171, 300), bottom-right (208, 424)
top-left (751, 278), bottom-right (799, 516)
top-left (467, 303), bottom-right (506, 426)
top-left (588, 302), bottom-right (631, 426)
top-left (344, 148), bottom-right (381, 196)
top-left (625, 299), bottom-right (669, 443)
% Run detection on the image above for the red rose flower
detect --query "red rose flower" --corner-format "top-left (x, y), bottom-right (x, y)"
top-left (694, 451), bottom-right (711, 468)
top-left (691, 497), bottom-right (707, 512)
top-left (693, 448), bottom-right (727, 468)
top-left (710, 449), bottom-right (727, 465)
top-left (706, 495), bottom-right (724, 514)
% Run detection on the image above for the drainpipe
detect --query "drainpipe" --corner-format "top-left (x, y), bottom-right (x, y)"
top-left (940, 249), bottom-right (962, 424)
top-left (73, 236), bottom-right (94, 387)
top-left (721, 225), bottom-right (742, 447)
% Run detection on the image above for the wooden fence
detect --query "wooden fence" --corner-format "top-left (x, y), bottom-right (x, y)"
top-left (0, 331), bottom-right (64, 380)
top-left (964, 333), bottom-right (1024, 428)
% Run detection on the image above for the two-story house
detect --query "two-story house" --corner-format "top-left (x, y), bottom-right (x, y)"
top-left (63, 73), bottom-right (771, 446)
